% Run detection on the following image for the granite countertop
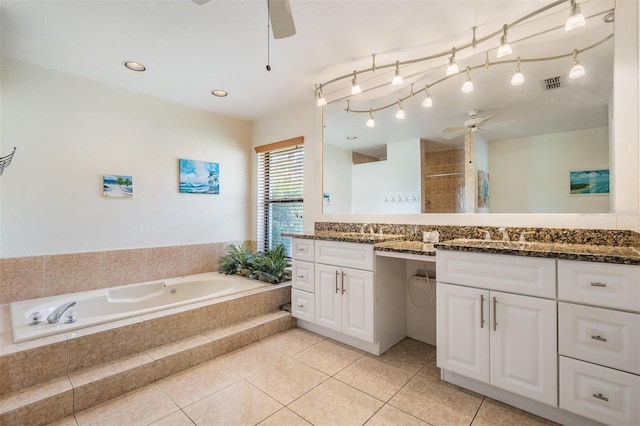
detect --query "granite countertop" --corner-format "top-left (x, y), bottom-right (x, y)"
top-left (436, 238), bottom-right (640, 266)
top-left (283, 231), bottom-right (405, 244)
top-left (284, 232), bottom-right (640, 265)
top-left (374, 240), bottom-right (436, 256)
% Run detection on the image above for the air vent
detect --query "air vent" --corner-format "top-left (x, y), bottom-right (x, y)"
top-left (541, 75), bottom-right (567, 91)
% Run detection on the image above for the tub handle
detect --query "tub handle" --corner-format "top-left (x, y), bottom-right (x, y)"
top-left (29, 312), bottom-right (43, 326)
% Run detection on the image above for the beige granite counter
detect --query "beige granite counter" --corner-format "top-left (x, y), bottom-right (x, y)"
top-left (436, 239), bottom-right (640, 266)
top-left (283, 231), bottom-right (405, 244)
top-left (284, 228), bottom-right (640, 265)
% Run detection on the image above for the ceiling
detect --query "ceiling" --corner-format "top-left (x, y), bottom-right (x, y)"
top-left (0, 0), bottom-right (614, 133)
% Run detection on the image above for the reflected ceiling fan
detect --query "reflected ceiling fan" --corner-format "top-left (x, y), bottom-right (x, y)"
top-left (441, 109), bottom-right (494, 140)
top-left (193, 0), bottom-right (296, 39)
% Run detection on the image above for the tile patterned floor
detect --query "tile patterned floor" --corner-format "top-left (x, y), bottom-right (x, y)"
top-left (49, 328), bottom-right (556, 426)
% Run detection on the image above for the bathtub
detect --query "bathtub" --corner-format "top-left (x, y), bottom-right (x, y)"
top-left (10, 272), bottom-right (267, 343)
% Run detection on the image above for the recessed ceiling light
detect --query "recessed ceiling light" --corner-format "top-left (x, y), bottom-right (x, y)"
top-left (211, 90), bottom-right (228, 97)
top-left (123, 61), bottom-right (146, 72)
top-left (346, 136), bottom-right (357, 140)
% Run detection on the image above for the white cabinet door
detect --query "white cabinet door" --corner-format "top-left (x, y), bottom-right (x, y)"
top-left (341, 268), bottom-right (374, 343)
top-left (436, 283), bottom-right (490, 383)
top-left (490, 291), bottom-right (557, 406)
top-left (315, 263), bottom-right (341, 332)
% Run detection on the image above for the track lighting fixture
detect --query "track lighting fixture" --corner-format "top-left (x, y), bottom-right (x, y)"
top-left (511, 57), bottom-right (525, 86)
top-left (312, 0), bottom-right (610, 121)
top-left (565, 0), bottom-right (586, 31)
top-left (497, 24), bottom-right (513, 58)
top-left (422, 85), bottom-right (433, 108)
top-left (316, 85), bottom-right (327, 106)
top-left (569, 49), bottom-right (585, 78)
top-left (461, 67), bottom-right (474, 93)
top-left (366, 109), bottom-right (375, 128)
top-left (351, 70), bottom-right (361, 95)
top-left (446, 48), bottom-right (459, 76)
top-left (395, 100), bottom-right (405, 119)
top-left (392, 61), bottom-right (403, 85)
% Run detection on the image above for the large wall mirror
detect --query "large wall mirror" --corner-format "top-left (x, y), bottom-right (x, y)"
top-left (322, 1), bottom-right (615, 215)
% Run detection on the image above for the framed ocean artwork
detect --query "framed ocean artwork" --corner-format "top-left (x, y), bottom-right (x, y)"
top-left (569, 169), bottom-right (610, 195)
top-left (477, 169), bottom-right (489, 208)
top-left (179, 159), bottom-right (219, 194)
top-left (103, 175), bottom-right (133, 198)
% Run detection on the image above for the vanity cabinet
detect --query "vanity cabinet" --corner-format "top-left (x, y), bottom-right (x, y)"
top-left (315, 240), bottom-right (374, 343)
top-left (436, 251), bottom-right (557, 406)
top-left (557, 260), bottom-right (640, 426)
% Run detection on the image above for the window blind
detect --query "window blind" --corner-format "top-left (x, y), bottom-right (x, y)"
top-left (257, 142), bottom-right (304, 257)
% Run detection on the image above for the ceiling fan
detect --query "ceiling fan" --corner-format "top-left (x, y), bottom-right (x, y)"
top-left (441, 109), bottom-right (494, 140)
top-left (193, 0), bottom-right (296, 39)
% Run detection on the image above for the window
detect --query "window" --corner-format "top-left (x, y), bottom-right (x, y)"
top-left (256, 137), bottom-right (304, 257)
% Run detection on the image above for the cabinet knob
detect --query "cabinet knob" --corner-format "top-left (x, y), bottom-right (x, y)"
top-left (297, 304), bottom-right (304, 308)
top-left (590, 282), bottom-right (607, 287)
top-left (297, 275), bottom-right (304, 279)
top-left (591, 334), bottom-right (608, 342)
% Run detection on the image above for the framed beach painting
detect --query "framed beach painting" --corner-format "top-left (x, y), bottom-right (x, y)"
top-left (179, 159), bottom-right (219, 194)
top-left (477, 169), bottom-right (489, 208)
top-left (103, 174), bottom-right (133, 198)
top-left (569, 169), bottom-right (610, 195)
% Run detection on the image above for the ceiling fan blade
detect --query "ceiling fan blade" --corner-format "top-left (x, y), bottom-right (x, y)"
top-left (268, 0), bottom-right (296, 39)
top-left (441, 127), bottom-right (466, 140)
top-left (475, 114), bottom-right (494, 128)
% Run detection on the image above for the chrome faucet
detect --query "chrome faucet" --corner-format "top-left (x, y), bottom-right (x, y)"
top-left (47, 301), bottom-right (76, 324)
top-left (498, 227), bottom-right (510, 242)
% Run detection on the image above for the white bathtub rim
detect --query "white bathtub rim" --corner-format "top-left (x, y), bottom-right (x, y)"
top-left (9, 272), bottom-right (289, 345)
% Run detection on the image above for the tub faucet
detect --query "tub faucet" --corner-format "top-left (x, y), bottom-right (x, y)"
top-left (47, 301), bottom-right (76, 324)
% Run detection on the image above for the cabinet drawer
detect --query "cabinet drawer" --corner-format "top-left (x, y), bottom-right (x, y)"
top-left (292, 261), bottom-right (315, 292)
top-left (291, 289), bottom-right (315, 323)
top-left (292, 238), bottom-right (315, 262)
top-left (559, 302), bottom-right (640, 374)
top-left (315, 240), bottom-right (373, 271)
top-left (558, 260), bottom-right (640, 312)
top-left (436, 250), bottom-right (556, 298)
top-left (559, 356), bottom-right (640, 426)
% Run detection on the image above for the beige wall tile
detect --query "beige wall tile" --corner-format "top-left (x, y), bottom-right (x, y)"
top-left (153, 342), bottom-right (213, 380)
top-left (44, 253), bottom-right (101, 297)
top-left (0, 256), bottom-right (45, 304)
top-left (257, 314), bottom-right (295, 340)
top-left (0, 390), bottom-right (73, 426)
top-left (183, 243), bottom-right (217, 275)
top-left (0, 342), bottom-right (68, 395)
top-left (212, 327), bottom-right (259, 357)
top-left (72, 361), bottom-right (154, 412)
top-left (144, 309), bottom-right (202, 349)
top-left (101, 249), bottom-right (147, 288)
top-left (67, 322), bottom-right (145, 372)
top-left (147, 246), bottom-right (186, 281)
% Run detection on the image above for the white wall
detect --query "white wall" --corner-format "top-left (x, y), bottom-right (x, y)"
top-left (323, 143), bottom-right (352, 214)
top-left (489, 127), bottom-right (610, 213)
top-left (0, 57), bottom-right (252, 258)
top-left (351, 139), bottom-right (421, 214)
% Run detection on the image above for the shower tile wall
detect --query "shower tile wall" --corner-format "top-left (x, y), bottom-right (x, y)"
top-left (421, 146), bottom-right (465, 213)
top-left (0, 241), bottom-right (255, 305)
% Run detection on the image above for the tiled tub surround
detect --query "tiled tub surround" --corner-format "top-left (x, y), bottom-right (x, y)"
top-left (0, 241), bottom-right (255, 305)
top-left (0, 282), bottom-right (293, 425)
